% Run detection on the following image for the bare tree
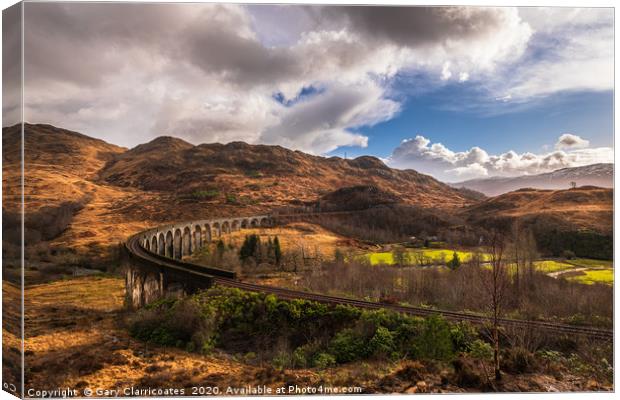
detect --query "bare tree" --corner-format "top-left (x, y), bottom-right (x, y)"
top-left (478, 232), bottom-right (510, 381)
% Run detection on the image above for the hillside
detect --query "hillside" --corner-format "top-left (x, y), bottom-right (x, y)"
top-left (2, 124), bottom-right (473, 254)
top-left (452, 164), bottom-right (613, 196)
top-left (99, 137), bottom-right (473, 210)
top-left (462, 186), bottom-right (613, 234)
top-left (2, 124), bottom-right (155, 253)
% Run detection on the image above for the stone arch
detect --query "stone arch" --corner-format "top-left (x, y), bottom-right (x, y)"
top-left (194, 225), bottom-right (203, 251)
top-left (182, 226), bottom-right (192, 256)
top-left (250, 218), bottom-right (259, 228)
top-left (241, 219), bottom-right (249, 229)
top-left (165, 231), bottom-right (173, 257)
top-left (158, 233), bottom-right (166, 256)
top-left (213, 222), bottom-right (221, 237)
top-left (204, 224), bottom-right (212, 243)
top-left (173, 228), bottom-right (183, 259)
top-left (151, 236), bottom-right (158, 253)
top-left (231, 220), bottom-right (240, 231)
top-left (144, 237), bottom-right (151, 251)
top-left (260, 217), bottom-right (270, 227)
top-left (222, 221), bottom-right (230, 235)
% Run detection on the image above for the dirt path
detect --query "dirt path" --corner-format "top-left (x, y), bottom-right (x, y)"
top-left (547, 267), bottom-right (588, 279)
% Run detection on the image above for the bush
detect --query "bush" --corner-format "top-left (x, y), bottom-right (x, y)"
top-left (501, 347), bottom-right (537, 374)
top-left (468, 340), bottom-right (493, 361)
top-left (367, 326), bottom-right (396, 359)
top-left (329, 328), bottom-right (367, 363)
top-left (272, 351), bottom-right (292, 370)
top-left (411, 316), bottom-right (455, 360)
top-left (313, 353), bottom-right (336, 369)
top-left (191, 189), bottom-right (219, 200)
top-left (447, 251), bottom-right (461, 270)
top-left (450, 322), bottom-right (478, 353)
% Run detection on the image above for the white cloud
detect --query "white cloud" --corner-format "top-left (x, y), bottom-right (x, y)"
top-left (555, 133), bottom-right (589, 150)
top-left (491, 8), bottom-right (613, 100)
top-left (388, 134), bottom-right (612, 182)
top-left (441, 62), bottom-right (452, 81)
top-left (260, 82), bottom-right (399, 154)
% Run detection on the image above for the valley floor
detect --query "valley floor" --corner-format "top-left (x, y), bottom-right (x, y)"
top-left (3, 276), bottom-right (612, 396)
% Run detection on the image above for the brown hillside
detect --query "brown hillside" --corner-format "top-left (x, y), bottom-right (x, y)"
top-left (2, 124), bottom-right (155, 251)
top-left (99, 137), bottom-right (472, 210)
top-left (2, 124), bottom-right (470, 252)
top-left (462, 187), bottom-right (612, 234)
top-left (317, 185), bottom-right (402, 211)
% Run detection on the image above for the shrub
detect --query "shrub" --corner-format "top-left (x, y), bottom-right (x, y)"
top-left (191, 189), bottom-right (219, 200)
top-left (468, 340), bottom-right (493, 361)
top-left (411, 316), bottom-right (454, 360)
top-left (329, 328), bottom-right (367, 363)
top-left (367, 326), bottom-right (396, 359)
top-left (447, 251), bottom-right (461, 270)
top-left (450, 322), bottom-right (478, 353)
top-left (272, 351), bottom-right (292, 370)
top-left (313, 353), bottom-right (336, 369)
top-left (500, 347), bottom-right (537, 374)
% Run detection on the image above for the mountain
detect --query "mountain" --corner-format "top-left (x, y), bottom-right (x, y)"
top-left (3, 123), bottom-right (476, 252)
top-left (462, 186), bottom-right (613, 234)
top-left (3, 124), bottom-right (153, 252)
top-left (99, 136), bottom-right (474, 210)
top-left (451, 164), bottom-right (613, 196)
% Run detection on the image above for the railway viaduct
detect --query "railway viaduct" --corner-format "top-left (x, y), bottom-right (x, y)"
top-left (139, 215), bottom-right (272, 260)
top-left (125, 214), bottom-right (271, 308)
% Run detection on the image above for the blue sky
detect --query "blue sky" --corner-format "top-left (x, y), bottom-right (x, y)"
top-left (14, 4), bottom-right (614, 182)
top-left (331, 88), bottom-right (614, 160)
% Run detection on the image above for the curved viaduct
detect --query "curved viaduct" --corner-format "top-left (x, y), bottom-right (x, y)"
top-left (125, 214), bottom-right (271, 308)
top-left (138, 215), bottom-right (271, 260)
top-left (124, 213), bottom-right (613, 340)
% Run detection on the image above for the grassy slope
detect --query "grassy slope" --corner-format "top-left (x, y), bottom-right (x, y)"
top-left (463, 187), bottom-right (613, 234)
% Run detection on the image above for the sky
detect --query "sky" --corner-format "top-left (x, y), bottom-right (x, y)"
top-left (2, 3), bottom-right (614, 182)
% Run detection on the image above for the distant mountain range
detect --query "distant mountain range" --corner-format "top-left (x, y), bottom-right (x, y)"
top-left (451, 164), bottom-right (613, 197)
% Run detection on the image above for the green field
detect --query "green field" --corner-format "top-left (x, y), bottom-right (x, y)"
top-left (566, 258), bottom-right (613, 269)
top-left (365, 250), bottom-right (613, 285)
top-left (567, 269), bottom-right (614, 285)
top-left (366, 248), bottom-right (485, 266)
top-left (538, 258), bottom-right (614, 285)
top-left (533, 260), bottom-right (575, 273)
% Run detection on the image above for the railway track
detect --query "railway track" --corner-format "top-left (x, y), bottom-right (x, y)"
top-left (126, 232), bottom-right (613, 341)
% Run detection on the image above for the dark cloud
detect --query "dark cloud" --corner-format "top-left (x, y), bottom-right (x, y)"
top-left (319, 6), bottom-right (504, 48)
top-left (182, 24), bottom-right (304, 87)
top-left (23, 3), bottom-right (306, 89)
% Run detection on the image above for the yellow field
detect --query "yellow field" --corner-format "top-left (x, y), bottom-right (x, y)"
top-left (535, 258), bottom-right (613, 285)
top-left (567, 269), bottom-right (614, 285)
top-left (366, 248), bottom-right (486, 266)
top-left (533, 260), bottom-right (575, 273)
